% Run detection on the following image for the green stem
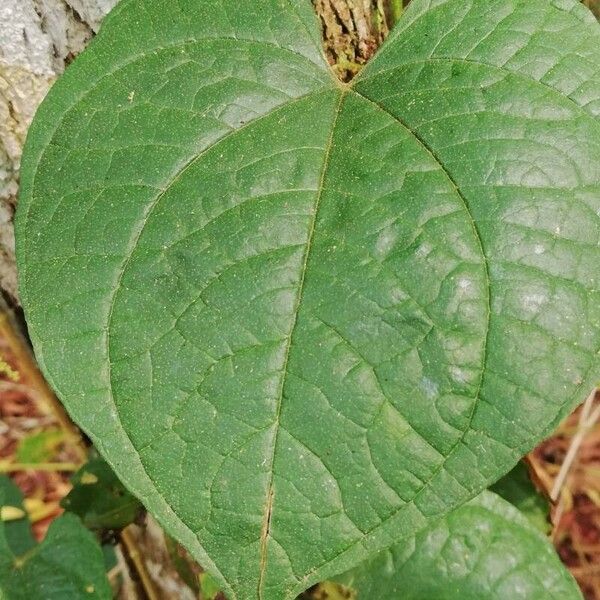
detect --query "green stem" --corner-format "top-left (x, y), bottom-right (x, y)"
top-left (389, 0), bottom-right (403, 23)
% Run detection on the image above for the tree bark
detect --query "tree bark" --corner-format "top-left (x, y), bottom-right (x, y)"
top-left (315, 0), bottom-right (400, 80)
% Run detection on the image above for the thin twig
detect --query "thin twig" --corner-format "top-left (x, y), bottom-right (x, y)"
top-left (120, 525), bottom-right (163, 600)
top-left (0, 461), bottom-right (81, 472)
top-left (550, 389), bottom-right (599, 502)
top-left (0, 310), bottom-right (87, 463)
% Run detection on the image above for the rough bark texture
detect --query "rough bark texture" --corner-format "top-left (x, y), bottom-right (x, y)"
top-left (315, 0), bottom-right (398, 80)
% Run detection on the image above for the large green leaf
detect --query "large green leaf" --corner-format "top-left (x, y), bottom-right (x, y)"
top-left (337, 491), bottom-right (582, 599)
top-left (16, 0), bottom-right (600, 598)
top-left (0, 478), bottom-right (110, 599)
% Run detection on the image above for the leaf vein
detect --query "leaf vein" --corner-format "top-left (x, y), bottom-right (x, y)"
top-left (256, 88), bottom-right (347, 598)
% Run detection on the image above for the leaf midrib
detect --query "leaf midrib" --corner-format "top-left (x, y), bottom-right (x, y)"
top-left (99, 84), bottom-right (334, 600)
top-left (108, 71), bottom-right (495, 600)
top-left (256, 87), bottom-right (347, 598)
top-left (251, 82), bottom-right (494, 597)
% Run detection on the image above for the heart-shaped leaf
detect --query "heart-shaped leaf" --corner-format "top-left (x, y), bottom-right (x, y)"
top-left (337, 491), bottom-right (582, 599)
top-left (16, 0), bottom-right (600, 598)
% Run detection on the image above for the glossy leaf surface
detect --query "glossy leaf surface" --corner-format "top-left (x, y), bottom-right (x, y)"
top-left (337, 491), bottom-right (582, 599)
top-left (16, 0), bottom-right (600, 597)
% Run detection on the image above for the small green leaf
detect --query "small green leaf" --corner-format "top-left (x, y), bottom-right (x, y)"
top-left (490, 461), bottom-right (550, 533)
top-left (101, 543), bottom-right (118, 573)
top-left (15, 429), bottom-right (65, 464)
top-left (337, 491), bottom-right (582, 599)
top-left (0, 477), bottom-right (35, 558)
top-left (0, 482), bottom-right (111, 599)
top-left (16, 0), bottom-right (600, 597)
top-left (61, 458), bottom-right (142, 530)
